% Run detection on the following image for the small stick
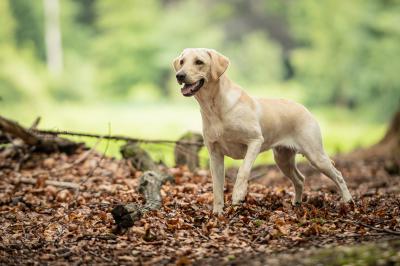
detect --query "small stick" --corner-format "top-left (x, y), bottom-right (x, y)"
top-left (17, 176), bottom-right (80, 189)
top-left (29, 117), bottom-right (41, 130)
top-left (195, 227), bottom-right (210, 240)
top-left (343, 219), bottom-right (400, 236)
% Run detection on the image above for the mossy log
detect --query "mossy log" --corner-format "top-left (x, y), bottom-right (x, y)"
top-left (111, 171), bottom-right (171, 228)
top-left (174, 131), bottom-right (203, 171)
top-left (120, 142), bottom-right (157, 171)
top-left (113, 142), bottom-right (173, 229)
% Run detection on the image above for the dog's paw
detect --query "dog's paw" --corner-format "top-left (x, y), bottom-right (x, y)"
top-left (232, 197), bottom-right (246, 206)
top-left (232, 199), bottom-right (245, 205)
top-left (232, 191), bottom-right (246, 205)
top-left (342, 194), bottom-right (353, 203)
top-left (292, 200), bottom-right (302, 206)
top-left (212, 205), bottom-right (224, 215)
top-left (342, 198), bottom-right (355, 208)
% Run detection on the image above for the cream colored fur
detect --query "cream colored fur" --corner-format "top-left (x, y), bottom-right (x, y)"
top-left (173, 48), bottom-right (352, 214)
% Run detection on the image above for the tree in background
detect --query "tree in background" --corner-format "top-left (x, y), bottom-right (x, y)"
top-left (43, 0), bottom-right (63, 76)
top-left (0, 0), bottom-right (399, 119)
top-left (0, 1), bottom-right (47, 104)
top-left (8, 0), bottom-right (46, 61)
top-left (289, 0), bottom-right (400, 116)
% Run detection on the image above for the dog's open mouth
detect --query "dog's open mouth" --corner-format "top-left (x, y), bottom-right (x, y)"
top-left (181, 79), bottom-right (205, 97)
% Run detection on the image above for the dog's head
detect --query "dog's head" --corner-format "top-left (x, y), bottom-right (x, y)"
top-left (172, 48), bottom-right (229, 97)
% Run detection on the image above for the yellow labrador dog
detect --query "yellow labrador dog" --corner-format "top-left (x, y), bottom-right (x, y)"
top-left (173, 48), bottom-right (352, 214)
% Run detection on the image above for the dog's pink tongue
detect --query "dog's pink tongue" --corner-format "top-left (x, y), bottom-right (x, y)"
top-left (181, 84), bottom-right (194, 95)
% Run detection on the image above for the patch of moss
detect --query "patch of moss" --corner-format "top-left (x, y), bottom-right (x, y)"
top-left (307, 240), bottom-right (400, 266)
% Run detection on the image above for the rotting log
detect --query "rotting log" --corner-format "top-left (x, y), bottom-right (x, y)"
top-left (113, 142), bottom-right (173, 230)
top-left (174, 131), bottom-right (203, 171)
top-left (0, 115), bottom-right (81, 153)
top-left (111, 171), bottom-right (172, 229)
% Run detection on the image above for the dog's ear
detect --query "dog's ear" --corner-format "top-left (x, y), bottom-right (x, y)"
top-left (172, 55), bottom-right (181, 71)
top-left (207, 49), bottom-right (230, 80)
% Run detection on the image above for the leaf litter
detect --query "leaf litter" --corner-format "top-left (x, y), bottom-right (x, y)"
top-left (0, 146), bottom-right (399, 265)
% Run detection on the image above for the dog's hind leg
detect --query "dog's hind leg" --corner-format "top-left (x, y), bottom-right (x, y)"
top-left (298, 129), bottom-right (352, 202)
top-left (273, 147), bottom-right (305, 205)
top-left (305, 151), bottom-right (352, 202)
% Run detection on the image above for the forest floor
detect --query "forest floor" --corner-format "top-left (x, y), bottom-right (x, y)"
top-left (1, 146), bottom-right (400, 265)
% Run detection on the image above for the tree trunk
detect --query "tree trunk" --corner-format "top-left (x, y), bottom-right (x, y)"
top-left (344, 110), bottom-right (400, 174)
top-left (43, 0), bottom-right (63, 76)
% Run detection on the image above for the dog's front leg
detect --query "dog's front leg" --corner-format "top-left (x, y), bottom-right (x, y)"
top-left (232, 139), bottom-right (263, 205)
top-left (208, 144), bottom-right (225, 214)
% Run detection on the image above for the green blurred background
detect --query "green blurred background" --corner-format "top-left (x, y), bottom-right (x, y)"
top-left (1, 0), bottom-right (399, 166)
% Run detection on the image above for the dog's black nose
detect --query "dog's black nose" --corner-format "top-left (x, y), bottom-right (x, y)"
top-left (176, 73), bottom-right (186, 82)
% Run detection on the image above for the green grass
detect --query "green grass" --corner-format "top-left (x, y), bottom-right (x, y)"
top-left (0, 99), bottom-right (386, 168)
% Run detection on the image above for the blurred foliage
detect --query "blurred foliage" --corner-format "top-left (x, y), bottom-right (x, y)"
top-left (9, 0), bottom-right (46, 61)
top-left (290, 0), bottom-right (400, 116)
top-left (0, 0), bottom-right (399, 119)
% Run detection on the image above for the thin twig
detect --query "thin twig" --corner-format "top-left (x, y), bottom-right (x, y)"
top-left (335, 232), bottom-right (387, 238)
top-left (33, 129), bottom-right (204, 146)
top-left (195, 227), bottom-right (210, 240)
top-left (76, 234), bottom-right (117, 241)
top-left (29, 117), bottom-right (41, 130)
top-left (343, 219), bottom-right (400, 236)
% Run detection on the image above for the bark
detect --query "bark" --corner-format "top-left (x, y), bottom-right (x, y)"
top-left (174, 131), bottom-right (203, 171)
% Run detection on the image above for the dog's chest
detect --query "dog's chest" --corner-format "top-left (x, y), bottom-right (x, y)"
top-left (202, 114), bottom-right (224, 142)
top-left (202, 114), bottom-right (248, 159)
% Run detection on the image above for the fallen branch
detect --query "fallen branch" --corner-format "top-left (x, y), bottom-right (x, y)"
top-left (0, 115), bottom-right (81, 153)
top-left (76, 233), bottom-right (117, 241)
top-left (34, 129), bottom-right (204, 146)
top-left (17, 176), bottom-right (80, 189)
top-left (344, 219), bottom-right (400, 236)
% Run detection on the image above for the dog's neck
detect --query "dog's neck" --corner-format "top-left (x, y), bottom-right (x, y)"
top-left (194, 75), bottom-right (242, 118)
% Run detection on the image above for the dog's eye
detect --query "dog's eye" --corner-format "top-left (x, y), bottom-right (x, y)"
top-left (179, 59), bottom-right (184, 65)
top-left (195, 60), bottom-right (204, 65)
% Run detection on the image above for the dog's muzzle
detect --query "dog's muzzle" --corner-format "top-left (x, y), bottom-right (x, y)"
top-left (180, 78), bottom-right (205, 97)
